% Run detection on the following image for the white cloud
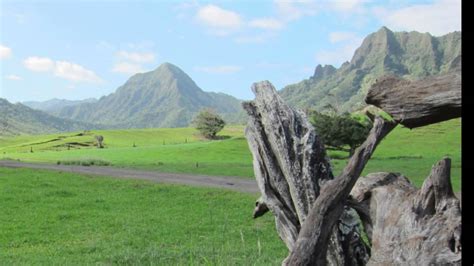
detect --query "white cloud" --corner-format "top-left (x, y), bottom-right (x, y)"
top-left (113, 50), bottom-right (155, 75)
top-left (117, 51), bottom-right (156, 63)
top-left (23, 57), bottom-right (55, 72)
top-left (235, 35), bottom-right (269, 44)
top-left (187, 0), bottom-right (371, 44)
top-left (331, 0), bottom-right (367, 12)
top-left (190, 0), bottom-right (370, 43)
top-left (96, 40), bottom-right (115, 50)
top-left (249, 18), bottom-right (284, 30)
top-left (174, 1), bottom-right (199, 11)
top-left (375, 0), bottom-right (461, 36)
top-left (196, 5), bottom-right (243, 35)
top-left (1, 45), bottom-right (12, 59)
top-left (112, 62), bottom-right (145, 75)
top-left (329, 32), bottom-right (358, 43)
top-left (274, 0), bottom-right (318, 22)
top-left (315, 36), bottom-right (363, 67)
top-left (5, 74), bottom-right (22, 81)
top-left (195, 65), bottom-right (242, 74)
top-left (54, 61), bottom-right (102, 83)
top-left (24, 56), bottom-right (102, 83)
top-left (125, 41), bottom-right (155, 50)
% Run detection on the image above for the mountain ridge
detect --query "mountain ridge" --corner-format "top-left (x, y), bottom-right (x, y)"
top-left (23, 98), bottom-right (98, 113)
top-left (51, 63), bottom-right (246, 128)
top-left (280, 27), bottom-right (461, 112)
top-left (0, 98), bottom-right (103, 136)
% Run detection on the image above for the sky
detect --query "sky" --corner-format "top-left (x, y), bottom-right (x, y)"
top-left (0, 0), bottom-right (461, 103)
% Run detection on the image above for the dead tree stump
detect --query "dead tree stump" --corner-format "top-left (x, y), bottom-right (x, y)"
top-left (243, 81), bottom-right (370, 265)
top-left (349, 158), bottom-right (461, 265)
top-left (243, 77), bottom-right (461, 265)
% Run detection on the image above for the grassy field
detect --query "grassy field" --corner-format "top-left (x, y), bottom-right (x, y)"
top-left (335, 118), bottom-right (461, 190)
top-left (0, 167), bottom-right (287, 265)
top-left (0, 118), bottom-right (461, 191)
top-left (0, 119), bottom-right (461, 264)
top-left (0, 126), bottom-right (253, 177)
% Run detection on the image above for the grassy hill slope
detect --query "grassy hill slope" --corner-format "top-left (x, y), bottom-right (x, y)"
top-left (0, 98), bottom-right (102, 136)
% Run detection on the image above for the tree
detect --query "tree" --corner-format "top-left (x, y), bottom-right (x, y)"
top-left (95, 135), bottom-right (104, 148)
top-left (309, 111), bottom-right (372, 156)
top-left (192, 109), bottom-right (226, 139)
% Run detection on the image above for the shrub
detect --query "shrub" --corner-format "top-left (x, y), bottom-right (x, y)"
top-left (192, 109), bottom-right (226, 139)
top-left (309, 111), bottom-right (372, 156)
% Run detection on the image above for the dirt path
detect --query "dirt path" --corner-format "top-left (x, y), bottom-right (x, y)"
top-left (0, 160), bottom-right (259, 194)
top-left (0, 160), bottom-right (461, 201)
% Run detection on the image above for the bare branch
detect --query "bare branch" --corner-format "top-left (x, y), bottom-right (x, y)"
top-left (365, 71), bottom-right (461, 129)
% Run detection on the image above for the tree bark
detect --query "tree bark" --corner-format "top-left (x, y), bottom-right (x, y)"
top-left (348, 158), bottom-right (461, 265)
top-left (365, 71), bottom-right (461, 129)
top-left (284, 114), bottom-right (396, 265)
top-left (243, 81), bottom-right (370, 265)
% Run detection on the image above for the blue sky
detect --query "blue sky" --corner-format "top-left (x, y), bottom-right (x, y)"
top-left (0, 0), bottom-right (461, 103)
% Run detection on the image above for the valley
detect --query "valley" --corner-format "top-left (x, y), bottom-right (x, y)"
top-left (1, 21), bottom-right (463, 264)
top-left (1, 118), bottom-right (461, 191)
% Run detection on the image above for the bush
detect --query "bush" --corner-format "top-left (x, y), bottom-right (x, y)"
top-left (309, 111), bottom-right (372, 156)
top-left (192, 109), bottom-right (226, 139)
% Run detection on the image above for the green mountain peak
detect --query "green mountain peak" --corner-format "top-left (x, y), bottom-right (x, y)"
top-left (280, 27), bottom-right (461, 112)
top-left (51, 63), bottom-right (244, 128)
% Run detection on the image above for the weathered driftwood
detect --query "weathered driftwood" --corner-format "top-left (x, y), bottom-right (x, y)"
top-left (285, 114), bottom-right (397, 265)
top-left (365, 71), bottom-right (461, 129)
top-left (243, 81), bottom-right (370, 265)
top-left (244, 80), bottom-right (461, 265)
top-left (349, 158), bottom-right (461, 265)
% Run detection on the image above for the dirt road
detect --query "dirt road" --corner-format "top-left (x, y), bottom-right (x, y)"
top-left (0, 160), bottom-right (461, 201)
top-left (0, 160), bottom-right (259, 194)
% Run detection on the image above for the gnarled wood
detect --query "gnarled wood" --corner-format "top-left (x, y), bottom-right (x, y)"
top-left (285, 115), bottom-right (396, 265)
top-left (243, 79), bottom-right (460, 265)
top-left (365, 71), bottom-right (461, 129)
top-left (349, 158), bottom-right (461, 265)
top-left (243, 81), bottom-right (370, 265)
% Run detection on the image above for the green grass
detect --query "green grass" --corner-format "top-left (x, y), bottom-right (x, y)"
top-left (0, 126), bottom-right (243, 151)
top-left (0, 119), bottom-right (461, 191)
top-left (329, 118), bottom-right (461, 190)
top-left (0, 167), bottom-right (287, 265)
top-left (0, 126), bottom-right (253, 177)
top-left (0, 119), bottom-right (461, 264)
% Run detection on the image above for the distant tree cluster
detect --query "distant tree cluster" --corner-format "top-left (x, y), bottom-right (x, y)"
top-left (192, 109), bottom-right (226, 139)
top-left (309, 111), bottom-right (372, 157)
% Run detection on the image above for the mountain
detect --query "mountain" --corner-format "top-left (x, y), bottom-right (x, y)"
top-left (0, 98), bottom-right (102, 136)
top-left (23, 98), bottom-right (98, 113)
top-left (280, 27), bottom-right (461, 112)
top-left (52, 63), bottom-right (245, 128)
